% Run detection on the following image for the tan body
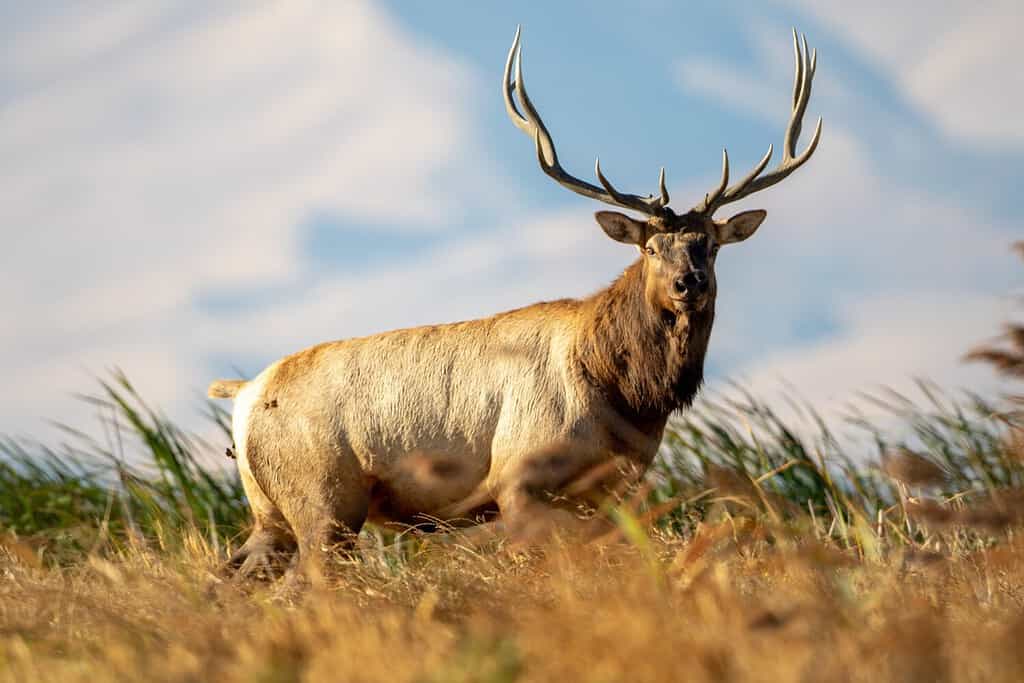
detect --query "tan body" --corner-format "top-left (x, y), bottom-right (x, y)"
top-left (214, 261), bottom-right (712, 572)
top-left (235, 299), bottom-right (637, 525)
top-left (210, 27), bottom-right (821, 574)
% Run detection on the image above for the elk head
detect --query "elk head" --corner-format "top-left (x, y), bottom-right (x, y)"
top-left (504, 27), bottom-right (822, 316)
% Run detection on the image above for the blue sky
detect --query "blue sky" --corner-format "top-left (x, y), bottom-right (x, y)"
top-left (2, 1), bottom-right (1021, 443)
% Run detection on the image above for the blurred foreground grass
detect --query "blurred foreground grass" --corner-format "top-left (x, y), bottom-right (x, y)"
top-left (2, 515), bottom-right (1023, 682)
top-left (1, 369), bottom-right (1021, 563)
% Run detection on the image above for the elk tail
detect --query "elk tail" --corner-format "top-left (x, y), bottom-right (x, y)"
top-left (208, 379), bottom-right (247, 399)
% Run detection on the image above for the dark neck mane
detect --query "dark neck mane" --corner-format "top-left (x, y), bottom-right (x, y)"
top-left (574, 260), bottom-right (714, 423)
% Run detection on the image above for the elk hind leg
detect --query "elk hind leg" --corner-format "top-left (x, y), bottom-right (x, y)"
top-left (228, 466), bottom-right (297, 579)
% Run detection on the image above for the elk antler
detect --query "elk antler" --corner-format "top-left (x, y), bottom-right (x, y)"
top-left (504, 26), bottom-right (670, 217)
top-left (692, 29), bottom-right (823, 217)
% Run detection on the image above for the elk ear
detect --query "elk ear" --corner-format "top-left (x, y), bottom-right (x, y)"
top-left (595, 211), bottom-right (647, 246)
top-left (715, 209), bottom-right (767, 245)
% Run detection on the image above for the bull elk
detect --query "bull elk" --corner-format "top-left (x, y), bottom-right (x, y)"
top-left (209, 28), bottom-right (821, 574)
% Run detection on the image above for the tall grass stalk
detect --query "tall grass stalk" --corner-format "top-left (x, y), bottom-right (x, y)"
top-left (1, 371), bottom-right (1021, 564)
top-left (654, 381), bottom-right (1022, 554)
top-left (0, 371), bottom-right (246, 563)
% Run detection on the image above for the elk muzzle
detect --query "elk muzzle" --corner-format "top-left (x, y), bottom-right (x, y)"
top-left (671, 268), bottom-right (710, 310)
top-left (673, 270), bottom-right (709, 297)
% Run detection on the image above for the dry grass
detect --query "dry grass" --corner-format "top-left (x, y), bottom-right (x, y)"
top-left (2, 516), bottom-right (1024, 683)
top-left (4, 405), bottom-right (1024, 683)
top-left (0, 387), bottom-right (1021, 680)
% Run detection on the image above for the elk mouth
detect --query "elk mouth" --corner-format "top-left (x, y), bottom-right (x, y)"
top-left (669, 295), bottom-right (708, 313)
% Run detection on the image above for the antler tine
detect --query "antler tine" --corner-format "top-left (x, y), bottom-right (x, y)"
top-left (790, 28), bottom-right (803, 111)
top-left (785, 32), bottom-right (814, 160)
top-left (502, 28), bottom-right (531, 134)
top-left (658, 167), bottom-right (670, 206)
top-left (505, 27), bottom-right (557, 167)
top-left (693, 29), bottom-right (823, 217)
top-left (503, 28), bottom-right (668, 217)
top-left (595, 158), bottom-right (637, 206)
top-left (697, 149), bottom-right (730, 213)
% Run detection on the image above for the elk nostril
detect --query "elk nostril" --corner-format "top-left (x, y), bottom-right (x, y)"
top-left (677, 271), bottom-right (708, 295)
top-left (692, 270), bottom-right (709, 292)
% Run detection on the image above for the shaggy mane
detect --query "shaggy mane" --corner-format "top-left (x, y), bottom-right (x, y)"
top-left (573, 259), bottom-right (714, 424)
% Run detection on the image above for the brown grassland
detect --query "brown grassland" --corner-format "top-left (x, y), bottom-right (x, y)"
top-left (3, 498), bottom-right (1024, 682)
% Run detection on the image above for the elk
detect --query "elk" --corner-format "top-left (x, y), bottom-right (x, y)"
top-left (209, 28), bottom-right (821, 575)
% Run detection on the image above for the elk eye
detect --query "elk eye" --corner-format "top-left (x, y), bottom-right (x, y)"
top-left (645, 246), bottom-right (655, 256)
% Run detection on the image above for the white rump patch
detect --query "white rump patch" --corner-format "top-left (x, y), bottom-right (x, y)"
top-left (231, 372), bottom-right (267, 469)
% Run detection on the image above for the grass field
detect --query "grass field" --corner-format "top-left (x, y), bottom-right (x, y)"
top-left (2, 507), bottom-right (1024, 682)
top-left (1, 280), bottom-right (1022, 681)
top-left (0, 375), bottom-right (1021, 681)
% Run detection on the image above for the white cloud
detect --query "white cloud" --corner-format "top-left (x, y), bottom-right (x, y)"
top-left (194, 209), bottom-right (626, 356)
top-left (777, 0), bottom-right (1024, 148)
top-left (0, 1), bottom-right (504, 438)
top-left (687, 288), bottom-right (1014, 457)
top-left (728, 292), bottom-right (1011, 428)
top-left (675, 59), bottom-right (781, 123)
top-left (1, 0), bottom-right (493, 289)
